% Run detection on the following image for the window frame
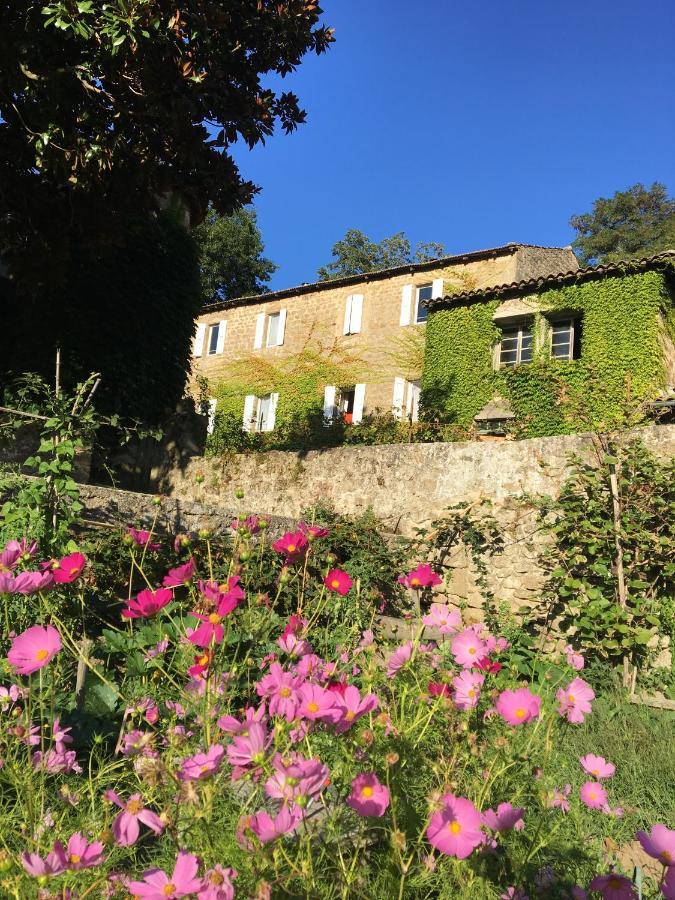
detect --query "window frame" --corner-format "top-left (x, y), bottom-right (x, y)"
top-left (256, 394), bottom-right (272, 432)
top-left (414, 283), bottom-right (433, 325)
top-left (549, 317), bottom-right (581, 361)
top-left (207, 323), bottom-right (220, 355)
top-left (266, 312), bottom-right (281, 348)
top-left (498, 321), bottom-right (534, 368)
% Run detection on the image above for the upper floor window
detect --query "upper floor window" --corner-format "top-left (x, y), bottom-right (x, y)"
top-left (253, 309), bottom-right (287, 349)
top-left (208, 323), bottom-right (220, 355)
top-left (499, 323), bottom-right (533, 367)
top-left (414, 284), bottom-right (433, 324)
top-left (550, 318), bottom-right (582, 361)
top-left (343, 294), bottom-right (363, 335)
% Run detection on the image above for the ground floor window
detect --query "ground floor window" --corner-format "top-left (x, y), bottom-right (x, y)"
top-left (243, 393), bottom-right (278, 432)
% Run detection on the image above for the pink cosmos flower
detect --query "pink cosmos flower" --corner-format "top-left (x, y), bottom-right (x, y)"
top-left (232, 514), bottom-right (263, 535)
top-left (333, 685), bottom-right (379, 733)
top-left (427, 794), bottom-right (483, 859)
top-left (104, 791), bottom-right (164, 846)
top-left (547, 784), bottom-right (572, 813)
top-left (299, 521), bottom-right (329, 540)
top-left (21, 843), bottom-right (68, 876)
top-left (50, 552), bottom-right (87, 584)
top-left (198, 865), bottom-right (237, 900)
top-left (297, 683), bottom-right (337, 722)
top-left (636, 824), bottom-right (675, 866)
top-left (580, 781), bottom-right (608, 809)
top-left (245, 806), bottom-right (303, 844)
top-left (557, 677), bottom-right (595, 724)
top-left (0, 542), bottom-right (22, 572)
top-left (189, 586), bottom-right (245, 648)
top-left (452, 670), bottom-right (485, 710)
top-left (163, 560), bottom-right (196, 588)
top-left (482, 802), bottom-right (525, 832)
top-left (179, 744), bottom-right (225, 781)
top-left (495, 687), bottom-right (541, 726)
top-left (226, 722), bottom-right (271, 770)
top-left (580, 754), bottom-right (616, 780)
top-left (264, 753), bottom-right (329, 809)
top-left (63, 832), bottom-right (105, 869)
top-left (122, 588), bottom-right (172, 619)
top-left (256, 663), bottom-right (304, 721)
top-left (588, 873), bottom-right (637, 899)
top-left (127, 850), bottom-right (202, 898)
top-left (398, 563), bottom-right (442, 590)
top-left (662, 866), bottom-right (675, 900)
top-left (188, 650), bottom-right (212, 678)
top-left (347, 773), bottom-right (390, 817)
top-left (564, 644), bottom-right (585, 670)
top-left (428, 681), bottom-right (452, 697)
top-left (324, 568), bottom-right (353, 595)
top-left (272, 530), bottom-right (309, 561)
top-left (217, 704), bottom-right (266, 735)
top-left (127, 527), bottom-right (160, 552)
top-left (295, 653), bottom-right (324, 678)
top-left (422, 603), bottom-right (462, 634)
top-left (144, 638), bottom-right (169, 662)
top-left (8, 624), bottom-right (61, 675)
top-left (501, 890), bottom-right (529, 900)
top-left (451, 627), bottom-right (488, 669)
top-left (386, 640), bottom-right (413, 678)
top-left (277, 631), bottom-right (312, 658)
top-left (11, 570), bottom-right (54, 594)
top-left (32, 747), bottom-right (82, 774)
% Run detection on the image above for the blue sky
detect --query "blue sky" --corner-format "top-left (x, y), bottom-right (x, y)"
top-left (231, 0), bottom-right (675, 290)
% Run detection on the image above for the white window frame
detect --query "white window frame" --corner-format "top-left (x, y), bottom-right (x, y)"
top-left (266, 313), bottom-right (281, 347)
top-left (406, 380), bottom-right (421, 423)
top-left (207, 323), bottom-right (220, 355)
top-left (343, 294), bottom-right (363, 335)
top-left (549, 317), bottom-right (579, 361)
top-left (498, 322), bottom-right (534, 368)
top-left (414, 283), bottom-right (433, 325)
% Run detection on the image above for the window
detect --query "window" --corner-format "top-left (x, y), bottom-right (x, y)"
top-left (339, 387), bottom-right (356, 424)
top-left (414, 284), bottom-right (433, 324)
top-left (243, 393), bottom-right (278, 432)
top-left (266, 313), bottom-right (281, 347)
top-left (343, 294), bottom-right (363, 335)
top-left (207, 323), bottom-right (220, 355)
top-left (499, 323), bottom-right (533, 367)
top-left (406, 380), bottom-right (421, 423)
top-left (550, 318), bottom-right (582, 361)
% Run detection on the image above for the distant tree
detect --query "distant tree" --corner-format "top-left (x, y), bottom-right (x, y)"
top-left (317, 229), bottom-right (446, 280)
top-left (570, 182), bottom-right (675, 265)
top-left (194, 207), bottom-right (277, 304)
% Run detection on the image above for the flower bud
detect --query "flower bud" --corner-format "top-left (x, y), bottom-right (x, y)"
top-left (234, 489), bottom-right (245, 500)
top-left (239, 550), bottom-right (251, 562)
top-left (198, 528), bottom-right (210, 540)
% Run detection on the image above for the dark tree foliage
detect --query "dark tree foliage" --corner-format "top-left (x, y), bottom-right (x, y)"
top-left (0, 214), bottom-right (201, 426)
top-left (194, 207), bottom-right (277, 304)
top-left (0, 1), bottom-right (332, 290)
top-left (570, 182), bottom-right (675, 265)
top-left (317, 229), bottom-right (446, 280)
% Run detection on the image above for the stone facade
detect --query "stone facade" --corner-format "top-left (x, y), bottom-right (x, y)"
top-left (191, 244), bottom-right (577, 427)
top-left (166, 425), bottom-right (675, 615)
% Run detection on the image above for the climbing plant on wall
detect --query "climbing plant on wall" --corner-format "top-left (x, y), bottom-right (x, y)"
top-left (421, 267), bottom-right (674, 437)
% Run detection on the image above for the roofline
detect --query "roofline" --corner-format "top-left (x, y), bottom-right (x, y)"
top-left (201, 243), bottom-right (574, 314)
top-left (426, 250), bottom-right (675, 312)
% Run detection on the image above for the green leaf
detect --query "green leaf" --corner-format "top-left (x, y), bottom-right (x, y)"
top-left (82, 679), bottom-right (119, 717)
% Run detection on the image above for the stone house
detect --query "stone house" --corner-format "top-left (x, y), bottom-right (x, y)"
top-left (191, 243), bottom-right (577, 434)
top-left (422, 250), bottom-right (675, 437)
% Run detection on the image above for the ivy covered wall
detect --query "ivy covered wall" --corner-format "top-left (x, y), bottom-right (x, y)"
top-left (421, 268), bottom-right (675, 437)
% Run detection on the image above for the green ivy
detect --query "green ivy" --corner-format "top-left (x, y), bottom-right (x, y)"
top-left (422, 269), bottom-right (674, 436)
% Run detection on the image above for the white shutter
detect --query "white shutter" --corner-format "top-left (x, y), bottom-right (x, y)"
top-left (206, 398), bottom-right (217, 434)
top-left (253, 313), bottom-right (265, 349)
top-left (215, 320), bottom-right (227, 354)
top-left (432, 278), bottom-right (444, 300)
top-left (353, 383), bottom-right (366, 424)
top-left (323, 385), bottom-right (337, 422)
top-left (399, 284), bottom-right (413, 326)
top-left (193, 323), bottom-right (206, 357)
top-left (243, 395), bottom-right (256, 431)
top-left (350, 294), bottom-right (363, 334)
top-left (276, 308), bottom-right (287, 346)
top-left (392, 377), bottom-right (406, 420)
top-left (267, 392), bottom-right (279, 431)
top-left (342, 295), bottom-right (353, 335)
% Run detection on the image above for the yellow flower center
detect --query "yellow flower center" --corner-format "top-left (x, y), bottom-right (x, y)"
top-left (515, 708), bottom-right (526, 719)
top-left (592, 769), bottom-right (599, 776)
top-left (287, 544), bottom-right (296, 553)
top-left (410, 577), bottom-right (420, 586)
top-left (608, 878), bottom-right (622, 889)
top-left (468, 647), bottom-right (476, 655)
top-left (163, 885), bottom-right (176, 897)
top-left (69, 854), bottom-right (81, 864)
top-left (345, 711), bottom-right (355, 720)
top-left (468, 690), bottom-right (476, 698)
top-left (198, 654), bottom-right (209, 666)
top-left (307, 702), bottom-right (319, 713)
top-left (200, 764), bottom-right (211, 773)
top-left (361, 785), bottom-right (374, 798)
top-left (662, 851), bottom-right (673, 863)
top-left (331, 580), bottom-right (340, 589)
top-left (35, 649), bottom-right (49, 661)
top-left (279, 687), bottom-right (292, 698)
top-left (70, 566), bottom-right (80, 574)
top-left (568, 694), bottom-right (575, 703)
top-left (589, 791), bottom-right (597, 800)
top-left (208, 613), bottom-right (221, 624)
top-left (126, 799), bottom-right (142, 814)
top-left (448, 821), bottom-right (462, 834)
top-left (211, 872), bottom-right (224, 885)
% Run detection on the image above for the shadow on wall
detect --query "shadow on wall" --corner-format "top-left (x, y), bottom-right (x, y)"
top-left (98, 398), bottom-right (208, 493)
